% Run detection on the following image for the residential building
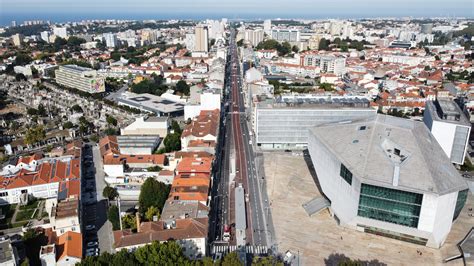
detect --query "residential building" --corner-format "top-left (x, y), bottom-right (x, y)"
top-left (0, 157), bottom-right (81, 205)
top-left (184, 85), bottom-right (221, 120)
top-left (195, 25), bottom-right (208, 52)
top-left (49, 198), bottom-right (81, 235)
top-left (55, 65), bottom-right (105, 94)
top-left (255, 99), bottom-right (377, 150)
top-left (307, 114), bottom-right (469, 248)
top-left (113, 218), bottom-right (208, 259)
top-left (271, 29), bottom-right (300, 42)
top-left (181, 109), bottom-right (219, 153)
top-left (40, 231), bottom-right (83, 266)
top-left (263, 20), bottom-right (272, 34)
top-left (40, 31), bottom-right (50, 42)
top-left (301, 53), bottom-right (346, 75)
top-left (53, 27), bottom-right (68, 38)
top-left (104, 33), bottom-right (118, 48)
top-left (244, 29), bottom-right (264, 47)
top-left (121, 116), bottom-right (169, 138)
top-left (423, 99), bottom-right (471, 165)
top-left (12, 34), bottom-right (23, 46)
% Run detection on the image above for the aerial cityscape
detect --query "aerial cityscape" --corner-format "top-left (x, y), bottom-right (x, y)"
top-left (0, 0), bottom-right (473, 265)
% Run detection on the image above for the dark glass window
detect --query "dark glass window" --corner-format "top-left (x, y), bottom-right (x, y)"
top-left (358, 184), bottom-right (423, 228)
top-left (453, 189), bottom-right (468, 221)
top-left (339, 164), bottom-right (352, 185)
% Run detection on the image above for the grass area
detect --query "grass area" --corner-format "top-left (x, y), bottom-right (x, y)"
top-left (15, 209), bottom-right (36, 222)
top-left (460, 158), bottom-right (474, 172)
top-left (19, 200), bottom-right (39, 210)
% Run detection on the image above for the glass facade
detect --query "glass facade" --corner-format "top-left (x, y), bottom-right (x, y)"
top-left (339, 164), bottom-right (352, 185)
top-left (453, 189), bottom-right (468, 221)
top-left (358, 184), bottom-right (423, 228)
top-left (256, 108), bottom-right (376, 146)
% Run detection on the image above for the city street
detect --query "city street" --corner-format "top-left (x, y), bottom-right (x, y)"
top-left (81, 144), bottom-right (114, 256)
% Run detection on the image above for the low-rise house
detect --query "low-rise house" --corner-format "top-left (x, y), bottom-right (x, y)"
top-left (113, 218), bottom-right (208, 259)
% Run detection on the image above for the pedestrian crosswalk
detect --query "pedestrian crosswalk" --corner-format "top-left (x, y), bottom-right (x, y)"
top-left (211, 244), bottom-right (268, 255)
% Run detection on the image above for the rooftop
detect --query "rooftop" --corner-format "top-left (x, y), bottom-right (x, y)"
top-left (426, 99), bottom-right (470, 126)
top-left (161, 200), bottom-right (209, 221)
top-left (117, 92), bottom-right (184, 115)
top-left (310, 114), bottom-right (468, 195)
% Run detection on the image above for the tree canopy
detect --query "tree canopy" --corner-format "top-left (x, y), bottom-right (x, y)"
top-left (107, 205), bottom-right (120, 230)
top-left (103, 186), bottom-right (119, 200)
top-left (25, 126), bottom-right (46, 146)
top-left (138, 178), bottom-right (170, 215)
top-left (256, 39), bottom-right (292, 56)
top-left (175, 80), bottom-right (190, 96)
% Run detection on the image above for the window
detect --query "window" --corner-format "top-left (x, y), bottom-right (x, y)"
top-left (359, 126), bottom-right (367, 131)
top-left (453, 189), bottom-right (468, 221)
top-left (0, 192), bottom-right (8, 197)
top-left (339, 164), bottom-right (352, 185)
top-left (357, 184), bottom-right (423, 228)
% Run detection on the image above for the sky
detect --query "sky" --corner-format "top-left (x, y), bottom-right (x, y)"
top-left (0, 0), bottom-right (473, 24)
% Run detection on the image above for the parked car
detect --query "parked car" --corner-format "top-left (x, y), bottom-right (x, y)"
top-left (87, 241), bottom-right (98, 247)
top-left (85, 225), bottom-right (96, 231)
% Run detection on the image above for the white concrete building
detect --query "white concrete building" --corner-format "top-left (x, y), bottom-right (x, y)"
top-left (195, 25), bottom-right (208, 52)
top-left (302, 54), bottom-right (346, 75)
top-left (53, 27), bottom-right (68, 38)
top-left (263, 20), bottom-right (272, 34)
top-left (308, 114), bottom-right (469, 248)
top-left (104, 32), bottom-right (118, 48)
top-left (423, 99), bottom-right (471, 165)
top-left (121, 116), bottom-right (169, 138)
top-left (55, 65), bottom-right (105, 93)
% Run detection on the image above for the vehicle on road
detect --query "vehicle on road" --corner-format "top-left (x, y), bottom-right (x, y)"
top-left (85, 225), bottom-right (96, 231)
top-left (86, 249), bottom-right (99, 257)
top-left (223, 224), bottom-right (231, 241)
top-left (87, 241), bottom-right (98, 247)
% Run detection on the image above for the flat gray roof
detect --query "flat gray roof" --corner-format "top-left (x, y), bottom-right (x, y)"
top-left (61, 64), bottom-right (93, 72)
top-left (235, 185), bottom-right (246, 230)
top-left (117, 92), bottom-right (184, 114)
top-left (161, 200), bottom-right (209, 221)
top-left (426, 100), bottom-right (471, 126)
top-left (117, 135), bottom-right (160, 148)
top-left (310, 114), bottom-right (468, 195)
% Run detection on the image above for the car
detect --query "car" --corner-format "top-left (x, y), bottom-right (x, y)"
top-left (86, 250), bottom-right (99, 257)
top-left (85, 225), bottom-right (96, 231)
top-left (87, 241), bottom-right (98, 247)
top-left (86, 247), bottom-right (98, 253)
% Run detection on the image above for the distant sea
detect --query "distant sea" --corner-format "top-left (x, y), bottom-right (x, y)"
top-left (1, 11), bottom-right (472, 26)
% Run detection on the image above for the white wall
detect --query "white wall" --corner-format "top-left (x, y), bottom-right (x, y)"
top-left (308, 133), bottom-right (360, 225)
top-left (0, 182), bottom-right (59, 205)
top-left (431, 121), bottom-right (456, 160)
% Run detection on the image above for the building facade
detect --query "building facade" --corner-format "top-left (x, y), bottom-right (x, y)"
top-left (255, 101), bottom-right (377, 150)
top-left (423, 99), bottom-right (471, 165)
top-left (55, 65), bottom-right (105, 94)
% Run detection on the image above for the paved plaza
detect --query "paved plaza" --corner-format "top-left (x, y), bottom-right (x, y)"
top-left (263, 152), bottom-right (474, 266)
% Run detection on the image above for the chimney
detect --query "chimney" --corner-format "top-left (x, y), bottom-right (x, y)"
top-left (136, 213), bottom-right (141, 233)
